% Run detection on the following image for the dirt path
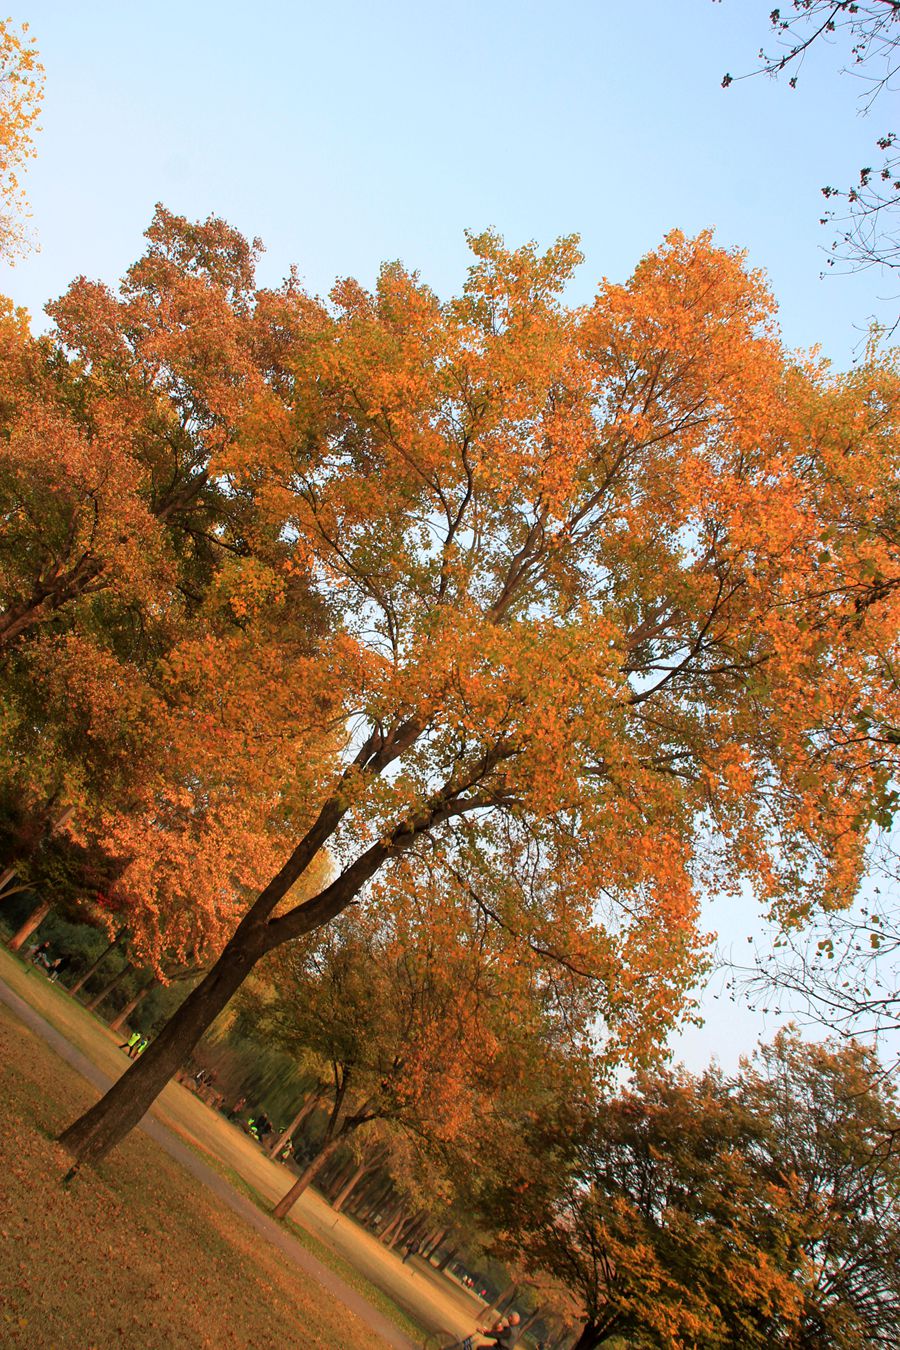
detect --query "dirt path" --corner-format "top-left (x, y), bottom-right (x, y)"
top-left (0, 968), bottom-right (419, 1350)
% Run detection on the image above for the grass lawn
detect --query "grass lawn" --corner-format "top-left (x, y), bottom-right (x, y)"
top-left (0, 946), bottom-right (480, 1344)
top-left (0, 1001), bottom-right (394, 1349)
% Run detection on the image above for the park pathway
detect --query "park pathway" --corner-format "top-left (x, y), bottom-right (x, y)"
top-left (0, 975), bottom-right (418, 1350)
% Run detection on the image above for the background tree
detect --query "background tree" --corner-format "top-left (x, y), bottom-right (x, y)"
top-left (742, 1030), bottom-right (900, 1344)
top-left (58, 220), bottom-right (900, 1169)
top-left (241, 866), bottom-right (599, 1219)
top-left (490, 1032), bottom-right (900, 1349)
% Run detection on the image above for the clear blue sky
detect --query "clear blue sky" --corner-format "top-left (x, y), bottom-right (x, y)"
top-left (9, 0), bottom-right (895, 1069)
top-left (7, 0), bottom-right (895, 358)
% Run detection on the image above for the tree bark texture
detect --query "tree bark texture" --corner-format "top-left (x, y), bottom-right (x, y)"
top-left (267, 1089), bottom-right (324, 1159)
top-left (7, 898), bottom-right (51, 951)
top-left (272, 1134), bottom-right (341, 1220)
top-left (59, 931), bottom-right (265, 1167)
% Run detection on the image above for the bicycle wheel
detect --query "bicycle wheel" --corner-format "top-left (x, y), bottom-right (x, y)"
top-left (422, 1333), bottom-right (461, 1350)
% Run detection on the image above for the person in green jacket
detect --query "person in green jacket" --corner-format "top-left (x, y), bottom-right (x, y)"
top-left (119, 1030), bottom-right (141, 1055)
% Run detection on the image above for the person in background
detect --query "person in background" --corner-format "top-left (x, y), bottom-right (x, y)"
top-left (28, 940), bottom-right (52, 969)
top-left (48, 954), bottom-right (72, 982)
top-left (479, 1313), bottom-right (521, 1347)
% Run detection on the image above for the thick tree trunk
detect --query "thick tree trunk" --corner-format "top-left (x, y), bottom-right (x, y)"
top-left (267, 1088), bottom-right (323, 1158)
top-left (58, 928), bottom-right (267, 1168)
top-left (435, 1243), bottom-right (458, 1272)
top-left (332, 1161), bottom-right (369, 1213)
top-left (272, 1134), bottom-right (341, 1220)
top-left (356, 1177), bottom-right (392, 1223)
top-left (108, 976), bottom-right (158, 1033)
top-left (7, 898), bottom-right (52, 951)
top-left (570, 1323), bottom-right (605, 1350)
top-left (482, 1283), bottom-right (517, 1321)
top-left (421, 1226), bottom-right (445, 1260)
top-left (379, 1204), bottom-right (408, 1245)
top-left (85, 961), bottom-right (133, 1012)
top-left (0, 864), bottom-right (17, 896)
top-left (69, 929), bottom-right (126, 996)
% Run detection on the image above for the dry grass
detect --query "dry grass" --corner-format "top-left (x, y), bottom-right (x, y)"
top-left (0, 1003), bottom-right (390, 1349)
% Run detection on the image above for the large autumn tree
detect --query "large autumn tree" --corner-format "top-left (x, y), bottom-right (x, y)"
top-left (59, 222), bottom-right (900, 1168)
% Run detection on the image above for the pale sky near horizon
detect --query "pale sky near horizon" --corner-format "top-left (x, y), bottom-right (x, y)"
top-left (9, 1), bottom-right (898, 1072)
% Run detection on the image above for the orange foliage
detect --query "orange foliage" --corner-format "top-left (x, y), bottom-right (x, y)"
top-left (0, 17), bottom-right (41, 256)
top-left (11, 213), bottom-right (899, 1164)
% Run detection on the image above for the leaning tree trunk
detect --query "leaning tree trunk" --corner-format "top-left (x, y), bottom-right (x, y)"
top-left (272, 1134), bottom-right (342, 1219)
top-left (85, 961), bottom-right (133, 1012)
top-left (58, 925), bottom-right (267, 1169)
top-left (7, 898), bottom-right (52, 951)
top-left (379, 1203), bottom-right (408, 1245)
top-left (570, 1322), bottom-right (606, 1350)
top-left (356, 1176), bottom-right (392, 1223)
top-left (108, 976), bottom-right (158, 1033)
top-left (435, 1242), bottom-right (459, 1272)
top-left (332, 1160), bottom-right (373, 1213)
top-left (333, 1143), bottom-right (386, 1213)
top-left (69, 929), bottom-right (126, 996)
top-left (482, 1283), bottom-right (518, 1322)
top-left (517, 1308), bottom-right (544, 1338)
top-left (422, 1225), bottom-right (448, 1260)
top-left (327, 1158), bottom-right (358, 1200)
top-left (266, 1087), bottom-right (323, 1158)
top-left (56, 785), bottom-right (390, 1170)
top-left (393, 1211), bottom-right (425, 1250)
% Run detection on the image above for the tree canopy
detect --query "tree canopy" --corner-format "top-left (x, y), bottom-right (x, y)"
top-left (9, 210), bottom-right (890, 1168)
top-left (489, 1030), bottom-right (900, 1349)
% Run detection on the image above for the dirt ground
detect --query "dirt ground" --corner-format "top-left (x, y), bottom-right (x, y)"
top-left (0, 947), bottom-right (490, 1344)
